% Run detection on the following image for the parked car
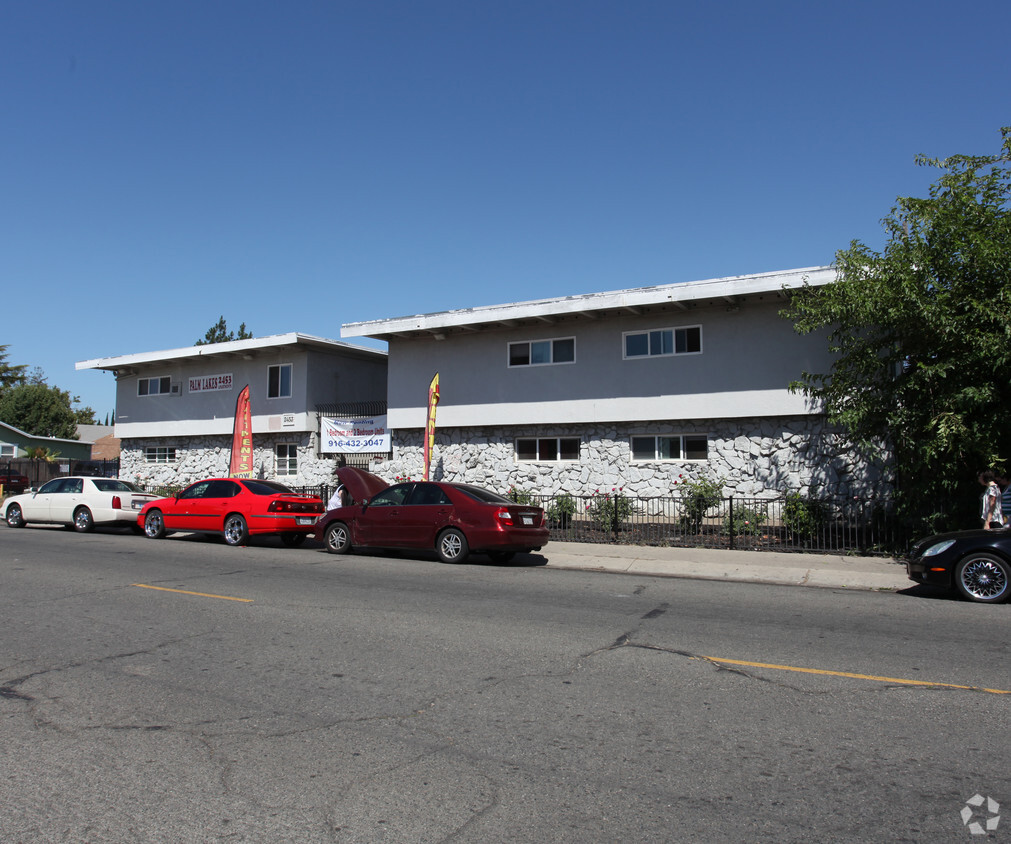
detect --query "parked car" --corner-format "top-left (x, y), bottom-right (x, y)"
top-left (905, 528), bottom-right (1011, 603)
top-left (1, 467), bottom-right (31, 495)
top-left (314, 467), bottom-right (549, 563)
top-left (138, 478), bottom-right (324, 546)
top-left (3, 476), bottom-right (158, 532)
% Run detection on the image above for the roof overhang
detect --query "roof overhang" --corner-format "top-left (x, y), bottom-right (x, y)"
top-left (76, 332), bottom-right (387, 375)
top-left (340, 266), bottom-right (836, 342)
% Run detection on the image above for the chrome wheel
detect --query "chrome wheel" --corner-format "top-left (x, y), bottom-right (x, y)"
top-left (6, 503), bottom-right (25, 528)
top-left (73, 507), bottom-right (95, 533)
top-left (223, 514), bottom-right (249, 546)
top-left (324, 521), bottom-right (351, 554)
top-left (437, 528), bottom-right (469, 564)
top-left (144, 509), bottom-right (166, 539)
top-left (956, 553), bottom-right (1010, 603)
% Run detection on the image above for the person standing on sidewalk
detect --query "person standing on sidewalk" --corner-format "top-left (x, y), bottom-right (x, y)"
top-left (978, 470), bottom-right (1004, 530)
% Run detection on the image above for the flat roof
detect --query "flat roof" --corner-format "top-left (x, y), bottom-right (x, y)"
top-left (76, 332), bottom-right (387, 374)
top-left (341, 266), bottom-right (836, 341)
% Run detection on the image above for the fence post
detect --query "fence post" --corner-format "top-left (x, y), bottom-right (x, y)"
top-left (728, 496), bottom-right (735, 550)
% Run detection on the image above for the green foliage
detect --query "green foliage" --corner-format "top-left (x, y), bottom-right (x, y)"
top-left (676, 476), bottom-right (723, 533)
top-left (547, 493), bottom-right (577, 529)
top-left (723, 503), bottom-right (767, 537)
top-left (587, 488), bottom-right (633, 533)
top-left (508, 486), bottom-right (537, 505)
top-left (0, 344), bottom-right (27, 393)
top-left (195, 316), bottom-right (253, 346)
top-left (0, 382), bottom-right (92, 439)
top-left (782, 127), bottom-right (1011, 533)
top-left (783, 493), bottom-right (827, 540)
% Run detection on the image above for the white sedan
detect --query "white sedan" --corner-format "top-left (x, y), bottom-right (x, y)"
top-left (3, 476), bottom-right (158, 532)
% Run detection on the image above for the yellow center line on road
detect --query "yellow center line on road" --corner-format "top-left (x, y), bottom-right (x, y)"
top-left (131, 584), bottom-right (253, 603)
top-left (702, 656), bottom-right (1011, 695)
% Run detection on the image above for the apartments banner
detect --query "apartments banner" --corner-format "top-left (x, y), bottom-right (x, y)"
top-left (320, 415), bottom-right (389, 453)
top-left (423, 372), bottom-right (440, 481)
top-left (228, 385), bottom-right (254, 478)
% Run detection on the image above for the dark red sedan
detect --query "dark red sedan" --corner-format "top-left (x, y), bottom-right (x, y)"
top-left (314, 467), bottom-right (549, 563)
top-left (138, 478), bottom-right (324, 546)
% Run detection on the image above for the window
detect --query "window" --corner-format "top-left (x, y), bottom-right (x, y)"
top-left (138, 376), bottom-right (172, 396)
top-left (144, 446), bottom-right (177, 463)
top-left (276, 443), bottom-right (298, 476)
top-left (631, 434), bottom-right (708, 461)
top-left (268, 363), bottom-right (292, 399)
top-left (516, 437), bottom-right (580, 462)
top-left (0, 445), bottom-right (14, 457)
top-left (623, 326), bottom-right (702, 358)
top-left (508, 337), bottom-right (576, 367)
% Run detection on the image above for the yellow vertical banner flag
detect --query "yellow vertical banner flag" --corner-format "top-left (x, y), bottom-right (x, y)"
top-left (424, 373), bottom-right (440, 481)
top-left (229, 385), bottom-right (254, 478)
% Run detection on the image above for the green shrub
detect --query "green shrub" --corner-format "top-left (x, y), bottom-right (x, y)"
top-left (676, 476), bottom-right (723, 533)
top-left (547, 494), bottom-right (577, 529)
top-left (587, 488), bottom-right (634, 533)
top-left (783, 493), bottom-right (826, 540)
top-left (723, 503), bottom-right (768, 537)
top-left (508, 486), bottom-right (537, 505)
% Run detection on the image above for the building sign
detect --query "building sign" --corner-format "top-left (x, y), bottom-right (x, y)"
top-left (189, 373), bottom-right (233, 393)
top-left (321, 415), bottom-right (389, 453)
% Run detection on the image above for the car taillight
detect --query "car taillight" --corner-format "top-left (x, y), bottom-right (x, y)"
top-left (268, 500), bottom-right (291, 513)
top-left (112, 496), bottom-right (122, 510)
top-left (496, 508), bottom-right (514, 526)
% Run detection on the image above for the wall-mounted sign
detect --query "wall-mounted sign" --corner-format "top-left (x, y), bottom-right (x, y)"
top-left (282, 414), bottom-right (296, 428)
top-left (321, 416), bottom-right (389, 453)
top-left (189, 373), bottom-right (234, 393)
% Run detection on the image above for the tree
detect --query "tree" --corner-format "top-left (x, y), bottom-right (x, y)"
top-left (0, 382), bottom-right (94, 439)
top-left (782, 127), bottom-right (1011, 533)
top-left (195, 317), bottom-right (253, 346)
top-left (0, 344), bottom-right (27, 392)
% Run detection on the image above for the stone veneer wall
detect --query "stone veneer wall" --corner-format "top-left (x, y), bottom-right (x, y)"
top-left (120, 433), bottom-right (341, 489)
top-left (370, 416), bottom-right (891, 503)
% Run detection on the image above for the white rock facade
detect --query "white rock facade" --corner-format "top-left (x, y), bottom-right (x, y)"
top-left (120, 415), bottom-right (889, 503)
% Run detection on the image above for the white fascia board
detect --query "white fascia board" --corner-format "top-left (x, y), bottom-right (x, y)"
top-left (387, 391), bottom-right (823, 429)
top-left (115, 412), bottom-right (315, 439)
top-left (342, 266), bottom-right (836, 339)
top-left (76, 333), bottom-right (385, 372)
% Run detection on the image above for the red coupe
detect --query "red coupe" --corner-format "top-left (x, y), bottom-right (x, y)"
top-left (138, 478), bottom-right (324, 546)
top-left (314, 467), bottom-right (549, 563)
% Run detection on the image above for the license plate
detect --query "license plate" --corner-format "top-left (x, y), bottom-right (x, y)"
top-left (296, 517), bottom-right (315, 525)
top-left (132, 502), bottom-right (144, 510)
top-left (522, 516), bottom-right (533, 525)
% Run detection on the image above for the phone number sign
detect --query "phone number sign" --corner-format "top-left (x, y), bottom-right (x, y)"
top-left (321, 416), bottom-right (389, 453)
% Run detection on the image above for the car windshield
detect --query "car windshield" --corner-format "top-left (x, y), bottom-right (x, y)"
top-left (92, 479), bottom-right (135, 493)
top-left (454, 484), bottom-right (514, 505)
top-left (242, 479), bottom-right (295, 496)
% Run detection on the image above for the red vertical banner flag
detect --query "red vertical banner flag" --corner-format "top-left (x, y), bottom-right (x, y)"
top-left (229, 385), bottom-right (254, 478)
top-left (423, 373), bottom-right (440, 481)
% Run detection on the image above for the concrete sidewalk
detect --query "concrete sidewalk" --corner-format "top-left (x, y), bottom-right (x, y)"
top-left (542, 541), bottom-right (910, 592)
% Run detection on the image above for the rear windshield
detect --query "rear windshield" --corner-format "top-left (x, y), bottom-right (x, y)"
top-left (454, 485), bottom-right (514, 505)
top-left (242, 480), bottom-right (295, 496)
top-left (92, 479), bottom-right (134, 493)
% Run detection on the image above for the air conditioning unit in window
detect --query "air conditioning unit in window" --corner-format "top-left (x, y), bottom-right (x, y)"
top-left (170, 383), bottom-right (181, 395)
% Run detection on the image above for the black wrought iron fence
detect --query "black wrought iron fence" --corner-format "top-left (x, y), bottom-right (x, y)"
top-left (293, 483), bottom-right (905, 556)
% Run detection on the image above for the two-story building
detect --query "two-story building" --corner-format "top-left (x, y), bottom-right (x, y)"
top-left (77, 333), bottom-right (387, 488)
top-left (341, 266), bottom-right (889, 502)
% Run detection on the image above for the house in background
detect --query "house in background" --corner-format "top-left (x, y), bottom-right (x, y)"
top-left (77, 333), bottom-right (387, 488)
top-left (1, 420), bottom-right (94, 488)
top-left (341, 266), bottom-right (890, 503)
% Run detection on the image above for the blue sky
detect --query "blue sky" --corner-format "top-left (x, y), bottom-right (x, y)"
top-left (2, 0), bottom-right (1008, 419)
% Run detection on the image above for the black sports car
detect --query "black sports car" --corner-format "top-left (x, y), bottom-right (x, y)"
top-left (905, 529), bottom-right (1011, 603)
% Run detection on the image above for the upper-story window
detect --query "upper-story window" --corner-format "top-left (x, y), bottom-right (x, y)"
top-left (508, 337), bottom-right (576, 367)
top-left (267, 364), bottom-right (292, 399)
top-left (623, 326), bottom-right (702, 358)
top-left (138, 376), bottom-right (172, 396)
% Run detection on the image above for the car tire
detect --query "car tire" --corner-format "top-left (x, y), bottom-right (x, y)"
top-left (324, 521), bottom-right (352, 554)
top-left (73, 506), bottom-right (95, 533)
top-left (487, 550), bottom-right (515, 564)
top-left (144, 509), bottom-right (166, 539)
top-left (280, 532), bottom-right (307, 547)
top-left (223, 513), bottom-right (249, 547)
top-left (437, 528), bottom-right (469, 564)
top-left (5, 503), bottom-right (25, 528)
top-left (955, 552), bottom-right (1010, 603)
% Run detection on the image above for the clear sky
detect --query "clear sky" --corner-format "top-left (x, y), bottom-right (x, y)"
top-left (2, 0), bottom-right (1008, 420)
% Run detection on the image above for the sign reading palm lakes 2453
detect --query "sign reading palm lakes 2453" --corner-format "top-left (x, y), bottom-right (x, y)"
top-left (320, 416), bottom-right (389, 453)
